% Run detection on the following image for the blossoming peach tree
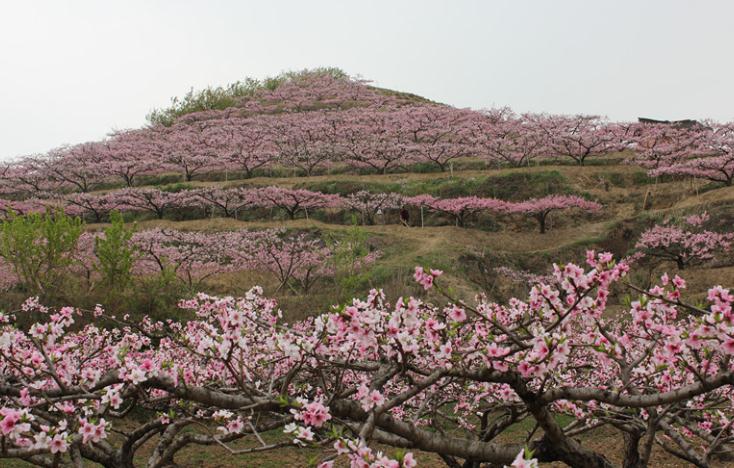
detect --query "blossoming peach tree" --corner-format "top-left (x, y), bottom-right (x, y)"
top-left (0, 251), bottom-right (733, 467)
top-left (635, 212), bottom-right (733, 270)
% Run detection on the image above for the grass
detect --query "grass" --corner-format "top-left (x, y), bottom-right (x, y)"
top-left (296, 170), bottom-right (576, 200)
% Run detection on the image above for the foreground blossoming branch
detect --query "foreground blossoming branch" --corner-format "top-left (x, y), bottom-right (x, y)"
top-left (0, 252), bottom-right (733, 467)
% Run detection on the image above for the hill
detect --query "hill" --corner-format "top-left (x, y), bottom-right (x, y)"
top-left (0, 69), bottom-right (733, 467)
top-left (0, 70), bottom-right (731, 316)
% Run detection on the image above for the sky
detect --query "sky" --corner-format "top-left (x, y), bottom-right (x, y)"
top-left (1, 0), bottom-right (733, 160)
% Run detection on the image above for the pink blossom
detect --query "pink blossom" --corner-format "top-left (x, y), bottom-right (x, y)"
top-left (448, 306), bottom-right (467, 322)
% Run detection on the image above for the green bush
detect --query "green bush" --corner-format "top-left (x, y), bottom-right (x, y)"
top-left (94, 211), bottom-right (137, 292)
top-left (472, 171), bottom-right (572, 200)
top-left (160, 182), bottom-right (195, 193)
top-left (0, 211), bottom-right (83, 295)
top-left (296, 180), bottom-right (402, 195)
top-left (124, 268), bottom-right (190, 321)
top-left (297, 171), bottom-right (573, 201)
top-left (596, 171), bottom-right (652, 188)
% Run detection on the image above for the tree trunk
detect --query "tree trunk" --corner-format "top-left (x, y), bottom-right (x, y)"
top-left (622, 430), bottom-right (643, 468)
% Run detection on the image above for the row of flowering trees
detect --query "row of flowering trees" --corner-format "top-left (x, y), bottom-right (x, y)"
top-left (403, 193), bottom-right (602, 231)
top-left (64, 187), bottom-right (342, 222)
top-left (3, 73), bottom-right (733, 196)
top-left (0, 76), bottom-right (682, 194)
top-left (125, 227), bottom-right (344, 293)
top-left (4, 112), bottom-right (731, 201)
top-left (0, 210), bottom-right (378, 296)
top-left (0, 188), bottom-right (602, 233)
top-left (0, 70), bottom-right (633, 192)
top-left (1, 251), bottom-right (734, 466)
top-left (629, 121), bottom-right (734, 185)
top-left (0, 107), bottom-right (628, 194)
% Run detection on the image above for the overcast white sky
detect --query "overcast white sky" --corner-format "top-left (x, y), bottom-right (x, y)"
top-left (1, 0), bottom-right (733, 160)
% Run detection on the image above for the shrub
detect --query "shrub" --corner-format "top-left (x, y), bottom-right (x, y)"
top-left (0, 211), bottom-right (83, 295)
